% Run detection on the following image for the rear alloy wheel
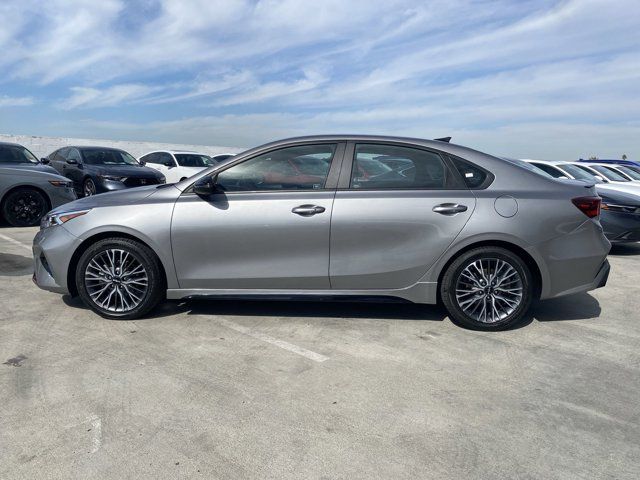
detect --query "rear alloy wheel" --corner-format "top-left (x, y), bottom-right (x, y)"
top-left (2, 188), bottom-right (49, 227)
top-left (83, 178), bottom-right (97, 197)
top-left (76, 238), bottom-right (165, 319)
top-left (441, 247), bottom-right (533, 330)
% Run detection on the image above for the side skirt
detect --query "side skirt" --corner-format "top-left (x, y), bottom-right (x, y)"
top-left (166, 282), bottom-right (438, 304)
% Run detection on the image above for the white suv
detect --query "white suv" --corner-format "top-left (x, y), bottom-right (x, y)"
top-left (139, 150), bottom-right (233, 183)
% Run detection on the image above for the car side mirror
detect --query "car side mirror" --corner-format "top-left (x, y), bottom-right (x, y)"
top-left (193, 174), bottom-right (219, 196)
top-left (163, 161), bottom-right (174, 167)
top-left (139, 159), bottom-right (146, 166)
top-left (66, 159), bottom-right (78, 165)
top-left (40, 157), bottom-right (50, 164)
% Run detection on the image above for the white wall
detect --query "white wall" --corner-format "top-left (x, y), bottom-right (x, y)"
top-left (1, 133), bottom-right (244, 159)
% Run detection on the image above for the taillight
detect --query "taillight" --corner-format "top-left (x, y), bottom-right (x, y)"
top-left (572, 196), bottom-right (601, 218)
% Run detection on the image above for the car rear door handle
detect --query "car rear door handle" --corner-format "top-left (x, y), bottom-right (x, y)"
top-left (433, 203), bottom-right (468, 215)
top-left (292, 205), bottom-right (326, 216)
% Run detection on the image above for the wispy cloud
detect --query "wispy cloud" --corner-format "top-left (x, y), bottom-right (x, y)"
top-left (0, 95), bottom-right (34, 107)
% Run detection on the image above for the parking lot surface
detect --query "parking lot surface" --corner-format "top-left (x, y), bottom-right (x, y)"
top-left (1, 226), bottom-right (639, 479)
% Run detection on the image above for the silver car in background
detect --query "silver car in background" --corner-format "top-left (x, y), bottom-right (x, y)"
top-left (1, 141), bottom-right (77, 226)
top-left (33, 136), bottom-right (610, 330)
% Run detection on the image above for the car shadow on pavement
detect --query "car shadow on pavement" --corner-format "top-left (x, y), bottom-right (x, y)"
top-left (609, 243), bottom-right (640, 256)
top-left (531, 292), bottom-right (601, 322)
top-left (63, 294), bottom-right (449, 322)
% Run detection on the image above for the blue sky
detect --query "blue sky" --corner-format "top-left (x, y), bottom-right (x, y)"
top-left (0, 0), bottom-right (639, 159)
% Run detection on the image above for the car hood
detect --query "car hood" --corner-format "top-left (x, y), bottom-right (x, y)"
top-left (0, 165), bottom-right (70, 181)
top-left (91, 164), bottom-right (164, 178)
top-left (0, 162), bottom-right (59, 174)
top-left (50, 184), bottom-right (180, 213)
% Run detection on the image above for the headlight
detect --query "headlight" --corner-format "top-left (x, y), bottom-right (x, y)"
top-left (601, 203), bottom-right (639, 214)
top-left (40, 209), bottom-right (91, 229)
top-left (98, 175), bottom-right (127, 182)
top-left (48, 180), bottom-right (74, 188)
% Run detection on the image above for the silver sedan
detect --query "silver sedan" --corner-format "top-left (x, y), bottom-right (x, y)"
top-left (33, 135), bottom-right (610, 330)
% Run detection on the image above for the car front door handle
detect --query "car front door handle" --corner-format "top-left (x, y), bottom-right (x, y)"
top-left (433, 203), bottom-right (468, 215)
top-left (292, 205), bottom-right (326, 216)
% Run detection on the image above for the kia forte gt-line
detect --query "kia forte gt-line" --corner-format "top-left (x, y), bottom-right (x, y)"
top-left (32, 135), bottom-right (611, 331)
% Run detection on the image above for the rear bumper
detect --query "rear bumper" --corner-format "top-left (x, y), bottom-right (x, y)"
top-left (533, 219), bottom-right (611, 299)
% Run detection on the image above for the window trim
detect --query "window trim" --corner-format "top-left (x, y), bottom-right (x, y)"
top-left (337, 141), bottom-right (467, 191)
top-left (184, 141), bottom-right (346, 195)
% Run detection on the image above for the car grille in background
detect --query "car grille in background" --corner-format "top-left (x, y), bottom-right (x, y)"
top-left (124, 177), bottom-right (159, 188)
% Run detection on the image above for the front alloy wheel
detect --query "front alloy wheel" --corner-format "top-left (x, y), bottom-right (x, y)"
top-left (76, 237), bottom-right (165, 319)
top-left (441, 247), bottom-right (533, 330)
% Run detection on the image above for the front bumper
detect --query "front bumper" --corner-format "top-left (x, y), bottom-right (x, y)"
top-left (32, 225), bottom-right (81, 294)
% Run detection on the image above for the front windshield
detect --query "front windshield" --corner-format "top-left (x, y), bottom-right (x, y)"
top-left (616, 165), bottom-right (640, 180)
top-left (0, 145), bottom-right (39, 164)
top-left (175, 154), bottom-right (212, 168)
top-left (559, 163), bottom-right (600, 182)
top-left (82, 149), bottom-right (139, 166)
top-left (590, 165), bottom-right (629, 182)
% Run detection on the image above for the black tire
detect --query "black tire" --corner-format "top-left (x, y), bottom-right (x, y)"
top-left (76, 237), bottom-right (165, 319)
top-left (83, 177), bottom-right (97, 197)
top-left (2, 188), bottom-right (49, 227)
top-left (440, 247), bottom-right (534, 331)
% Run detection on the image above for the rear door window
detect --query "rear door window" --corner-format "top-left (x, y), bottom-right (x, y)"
top-left (350, 144), bottom-right (447, 189)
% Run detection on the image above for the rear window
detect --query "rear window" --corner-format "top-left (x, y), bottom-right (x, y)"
top-left (591, 165), bottom-right (628, 182)
top-left (617, 165), bottom-right (640, 180)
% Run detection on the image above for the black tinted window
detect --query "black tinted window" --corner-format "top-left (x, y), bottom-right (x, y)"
top-left (216, 144), bottom-right (335, 192)
top-left (67, 148), bottom-right (82, 162)
top-left (350, 144), bottom-right (446, 189)
top-left (140, 153), bottom-right (159, 164)
top-left (175, 154), bottom-right (211, 167)
top-left (0, 145), bottom-right (39, 164)
top-left (81, 149), bottom-right (138, 165)
top-left (451, 157), bottom-right (491, 188)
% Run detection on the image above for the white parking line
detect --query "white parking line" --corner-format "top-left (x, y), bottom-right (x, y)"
top-left (217, 318), bottom-right (329, 363)
top-left (0, 233), bottom-right (32, 252)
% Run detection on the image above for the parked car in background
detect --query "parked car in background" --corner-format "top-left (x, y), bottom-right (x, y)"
top-left (33, 135), bottom-right (610, 331)
top-left (1, 165), bottom-right (76, 226)
top-left (570, 162), bottom-right (640, 189)
top-left (594, 163), bottom-right (640, 183)
top-left (0, 141), bottom-right (58, 175)
top-left (578, 158), bottom-right (640, 169)
top-left (525, 160), bottom-right (640, 243)
top-left (139, 150), bottom-right (215, 183)
top-left (46, 146), bottom-right (165, 197)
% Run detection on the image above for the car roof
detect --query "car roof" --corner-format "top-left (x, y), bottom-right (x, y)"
top-left (68, 146), bottom-right (129, 152)
top-left (142, 150), bottom-right (210, 155)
